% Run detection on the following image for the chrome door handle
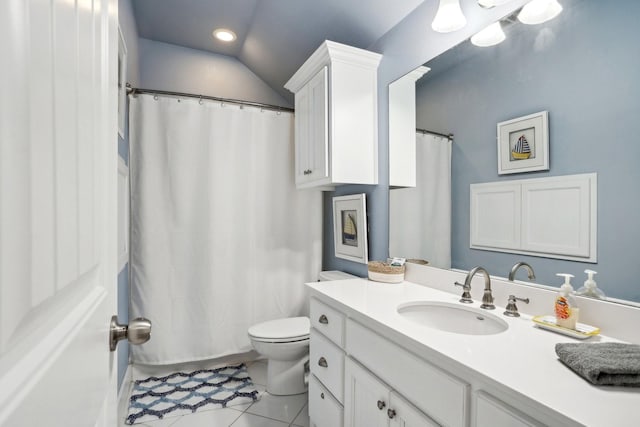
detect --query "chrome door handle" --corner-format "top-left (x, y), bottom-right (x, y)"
top-left (318, 357), bottom-right (328, 368)
top-left (318, 314), bottom-right (328, 324)
top-left (109, 315), bottom-right (152, 351)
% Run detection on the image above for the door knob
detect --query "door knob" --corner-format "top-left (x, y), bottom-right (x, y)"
top-left (109, 315), bottom-right (152, 351)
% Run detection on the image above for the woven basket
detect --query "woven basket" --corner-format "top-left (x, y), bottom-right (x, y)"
top-left (368, 261), bottom-right (405, 283)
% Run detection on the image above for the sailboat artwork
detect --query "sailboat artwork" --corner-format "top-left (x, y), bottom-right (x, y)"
top-left (341, 210), bottom-right (358, 247)
top-left (511, 134), bottom-right (532, 160)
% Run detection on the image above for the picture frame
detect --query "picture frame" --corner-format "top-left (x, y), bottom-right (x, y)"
top-left (497, 110), bottom-right (549, 175)
top-left (117, 26), bottom-right (128, 138)
top-left (333, 193), bottom-right (368, 264)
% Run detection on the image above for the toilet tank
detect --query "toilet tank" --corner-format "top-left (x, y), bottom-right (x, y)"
top-left (318, 270), bottom-right (358, 281)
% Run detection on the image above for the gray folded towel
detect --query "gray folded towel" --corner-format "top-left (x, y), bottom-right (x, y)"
top-left (555, 342), bottom-right (640, 387)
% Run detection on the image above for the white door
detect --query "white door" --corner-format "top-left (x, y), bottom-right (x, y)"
top-left (0, 0), bottom-right (119, 425)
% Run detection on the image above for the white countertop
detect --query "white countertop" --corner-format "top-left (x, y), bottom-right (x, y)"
top-left (307, 278), bottom-right (640, 427)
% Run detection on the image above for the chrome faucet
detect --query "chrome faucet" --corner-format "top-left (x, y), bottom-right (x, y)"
top-left (508, 262), bottom-right (536, 282)
top-left (454, 266), bottom-right (495, 310)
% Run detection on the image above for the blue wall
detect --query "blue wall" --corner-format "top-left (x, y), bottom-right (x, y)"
top-left (323, 0), bottom-right (531, 275)
top-left (415, 0), bottom-right (640, 302)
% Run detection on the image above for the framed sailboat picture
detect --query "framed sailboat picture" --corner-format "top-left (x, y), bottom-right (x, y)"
top-left (333, 193), bottom-right (368, 264)
top-left (497, 111), bottom-right (549, 175)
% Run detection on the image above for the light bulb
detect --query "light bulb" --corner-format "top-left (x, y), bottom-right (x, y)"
top-left (432, 0), bottom-right (467, 33)
top-left (478, 0), bottom-right (513, 8)
top-left (518, 0), bottom-right (563, 25)
top-left (212, 29), bottom-right (237, 42)
top-left (471, 22), bottom-right (506, 47)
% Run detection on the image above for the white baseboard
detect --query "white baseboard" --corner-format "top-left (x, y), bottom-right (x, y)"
top-left (117, 364), bottom-right (133, 423)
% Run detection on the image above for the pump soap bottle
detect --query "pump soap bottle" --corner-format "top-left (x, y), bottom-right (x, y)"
top-left (555, 273), bottom-right (579, 329)
top-left (576, 269), bottom-right (606, 299)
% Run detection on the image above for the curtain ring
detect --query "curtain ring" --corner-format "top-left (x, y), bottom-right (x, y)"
top-left (199, 96), bottom-right (203, 105)
top-left (153, 95), bottom-right (158, 100)
top-left (221, 102), bottom-right (225, 108)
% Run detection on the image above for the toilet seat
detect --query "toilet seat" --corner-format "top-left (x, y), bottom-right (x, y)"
top-left (248, 316), bottom-right (310, 343)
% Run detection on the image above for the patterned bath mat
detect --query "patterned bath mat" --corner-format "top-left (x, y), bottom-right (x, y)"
top-left (125, 363), bottom-right (259, 425)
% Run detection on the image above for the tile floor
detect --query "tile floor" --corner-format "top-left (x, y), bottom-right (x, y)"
top-left (119, 360), bottom-right (310, 427)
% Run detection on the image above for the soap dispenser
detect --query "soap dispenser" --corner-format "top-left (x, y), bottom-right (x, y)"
top-left (576, 269), bottom-right (606, 299)
top-left (555, 273), bottom-right (579, 329)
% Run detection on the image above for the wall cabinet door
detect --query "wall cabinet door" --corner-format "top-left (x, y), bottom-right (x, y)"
top-left (294, 66), bottom-right (328, 186)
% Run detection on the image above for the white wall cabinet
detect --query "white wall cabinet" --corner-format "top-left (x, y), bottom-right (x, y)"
top-left (388, 66), bottom-right (429, 188)
top-left (344, 357), bottom-right (439, 427)
top-left (285, 41), bottom-right (382, 189)
top-left (470, 173), bottom-right (597, 262)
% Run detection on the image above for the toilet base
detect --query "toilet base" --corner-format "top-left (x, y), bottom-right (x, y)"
top-left (266, 357), bottom-right (308, 396)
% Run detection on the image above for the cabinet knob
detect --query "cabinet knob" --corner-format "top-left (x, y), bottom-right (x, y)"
top-left (377, 400), bottom-right (386, 410)
top-left (318, 314), bottom-right (329, 324)
top-left (387, 409), bottom-right (396, 419)
top-left (318, 357), bottom-right (328, 368)
top-left (320, 392), bottom-right (325, 399)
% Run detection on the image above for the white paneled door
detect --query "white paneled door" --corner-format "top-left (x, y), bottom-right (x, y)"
top-left (0, 0), bottom-right (119, 425)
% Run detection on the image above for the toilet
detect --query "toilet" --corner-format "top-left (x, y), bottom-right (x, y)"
top-left (248, 270), bottom-right (356, 395)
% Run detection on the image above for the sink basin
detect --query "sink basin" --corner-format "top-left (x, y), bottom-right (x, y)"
top-left (397, 301), bottom-right (508, 335)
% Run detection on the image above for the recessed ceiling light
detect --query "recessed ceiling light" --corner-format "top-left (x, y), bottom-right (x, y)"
top-left (213, 29), bottom-right (237, 42)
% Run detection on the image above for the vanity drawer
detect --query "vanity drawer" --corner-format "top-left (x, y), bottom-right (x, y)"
top-left (309, 374), bottom-right (343, 427)
top-left (346, 319), bottom-right (469, 427)
top-left (310, 328), bottom-right (345, 403)
top-left (310, 297), bottom-right (345, 347)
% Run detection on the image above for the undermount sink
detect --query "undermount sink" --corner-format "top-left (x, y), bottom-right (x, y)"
top-left (397, 301), bottom-right (509, 336)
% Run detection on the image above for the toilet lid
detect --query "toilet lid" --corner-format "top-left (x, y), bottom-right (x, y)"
top-left (248, 317), bottom-right (310, 341)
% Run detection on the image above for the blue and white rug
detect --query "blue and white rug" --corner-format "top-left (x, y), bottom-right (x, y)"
top-left (125, 363), bottom-right (259, 425)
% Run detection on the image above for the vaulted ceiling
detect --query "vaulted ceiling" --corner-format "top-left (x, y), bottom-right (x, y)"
top-left (132, 0), bottom-right (425, 103)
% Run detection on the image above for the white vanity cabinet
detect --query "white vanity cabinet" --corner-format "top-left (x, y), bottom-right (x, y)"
top-left (285, 41), bottom-right (382, 189)
top-left (474, 392), bottom-right (544, 427)
top-left (344, 357), bottom-right (439, 427)
top-left (309, 298), bottom-right (346, 427)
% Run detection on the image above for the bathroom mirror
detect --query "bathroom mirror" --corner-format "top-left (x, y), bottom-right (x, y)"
top-left (389, 0), bottom-right (640, 304)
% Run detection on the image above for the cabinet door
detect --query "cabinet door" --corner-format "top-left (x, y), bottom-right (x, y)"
top-left (475, 392), bottom-right (543, 427)
top-left (344, 357), bottom-right (389, 427)
top-left (389, 391), bottom-right (440, 427)
top-left (294, 80), bottom-right (311, 185)
top-left (294, 66), bottom-right (328, 187)
top-left (307, 66), bottom-right (329, 183)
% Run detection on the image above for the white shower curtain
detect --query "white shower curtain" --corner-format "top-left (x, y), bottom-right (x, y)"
top-left (129, 94), bottom-right (322, 365)
top-left (389, 133), bottom-right (451, 268)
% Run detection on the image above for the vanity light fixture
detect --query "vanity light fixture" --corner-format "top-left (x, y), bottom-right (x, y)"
top-left (212, 28), bottom-right (237, 42)
top-left (432, 0), bottom-right (467, 33)
top-left (517, 0), bottom-right (563, 25)
top-left (471, 21), bottom-right (506, 47)
top-left (477, 0), bottom-right (512, 8)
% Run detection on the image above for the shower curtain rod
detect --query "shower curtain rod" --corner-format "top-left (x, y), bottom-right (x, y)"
top-left (416, 128), bottom-right (453, 140)
top-left (126, 84), bottom-right (295, 113)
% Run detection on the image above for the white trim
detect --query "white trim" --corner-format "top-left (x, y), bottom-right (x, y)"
top-left (284, 40), bottom-right (382, 93)
top-left (117, 26), bottom-right (128, 138)
top-left (117, 156), bottom-right (129, 272)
